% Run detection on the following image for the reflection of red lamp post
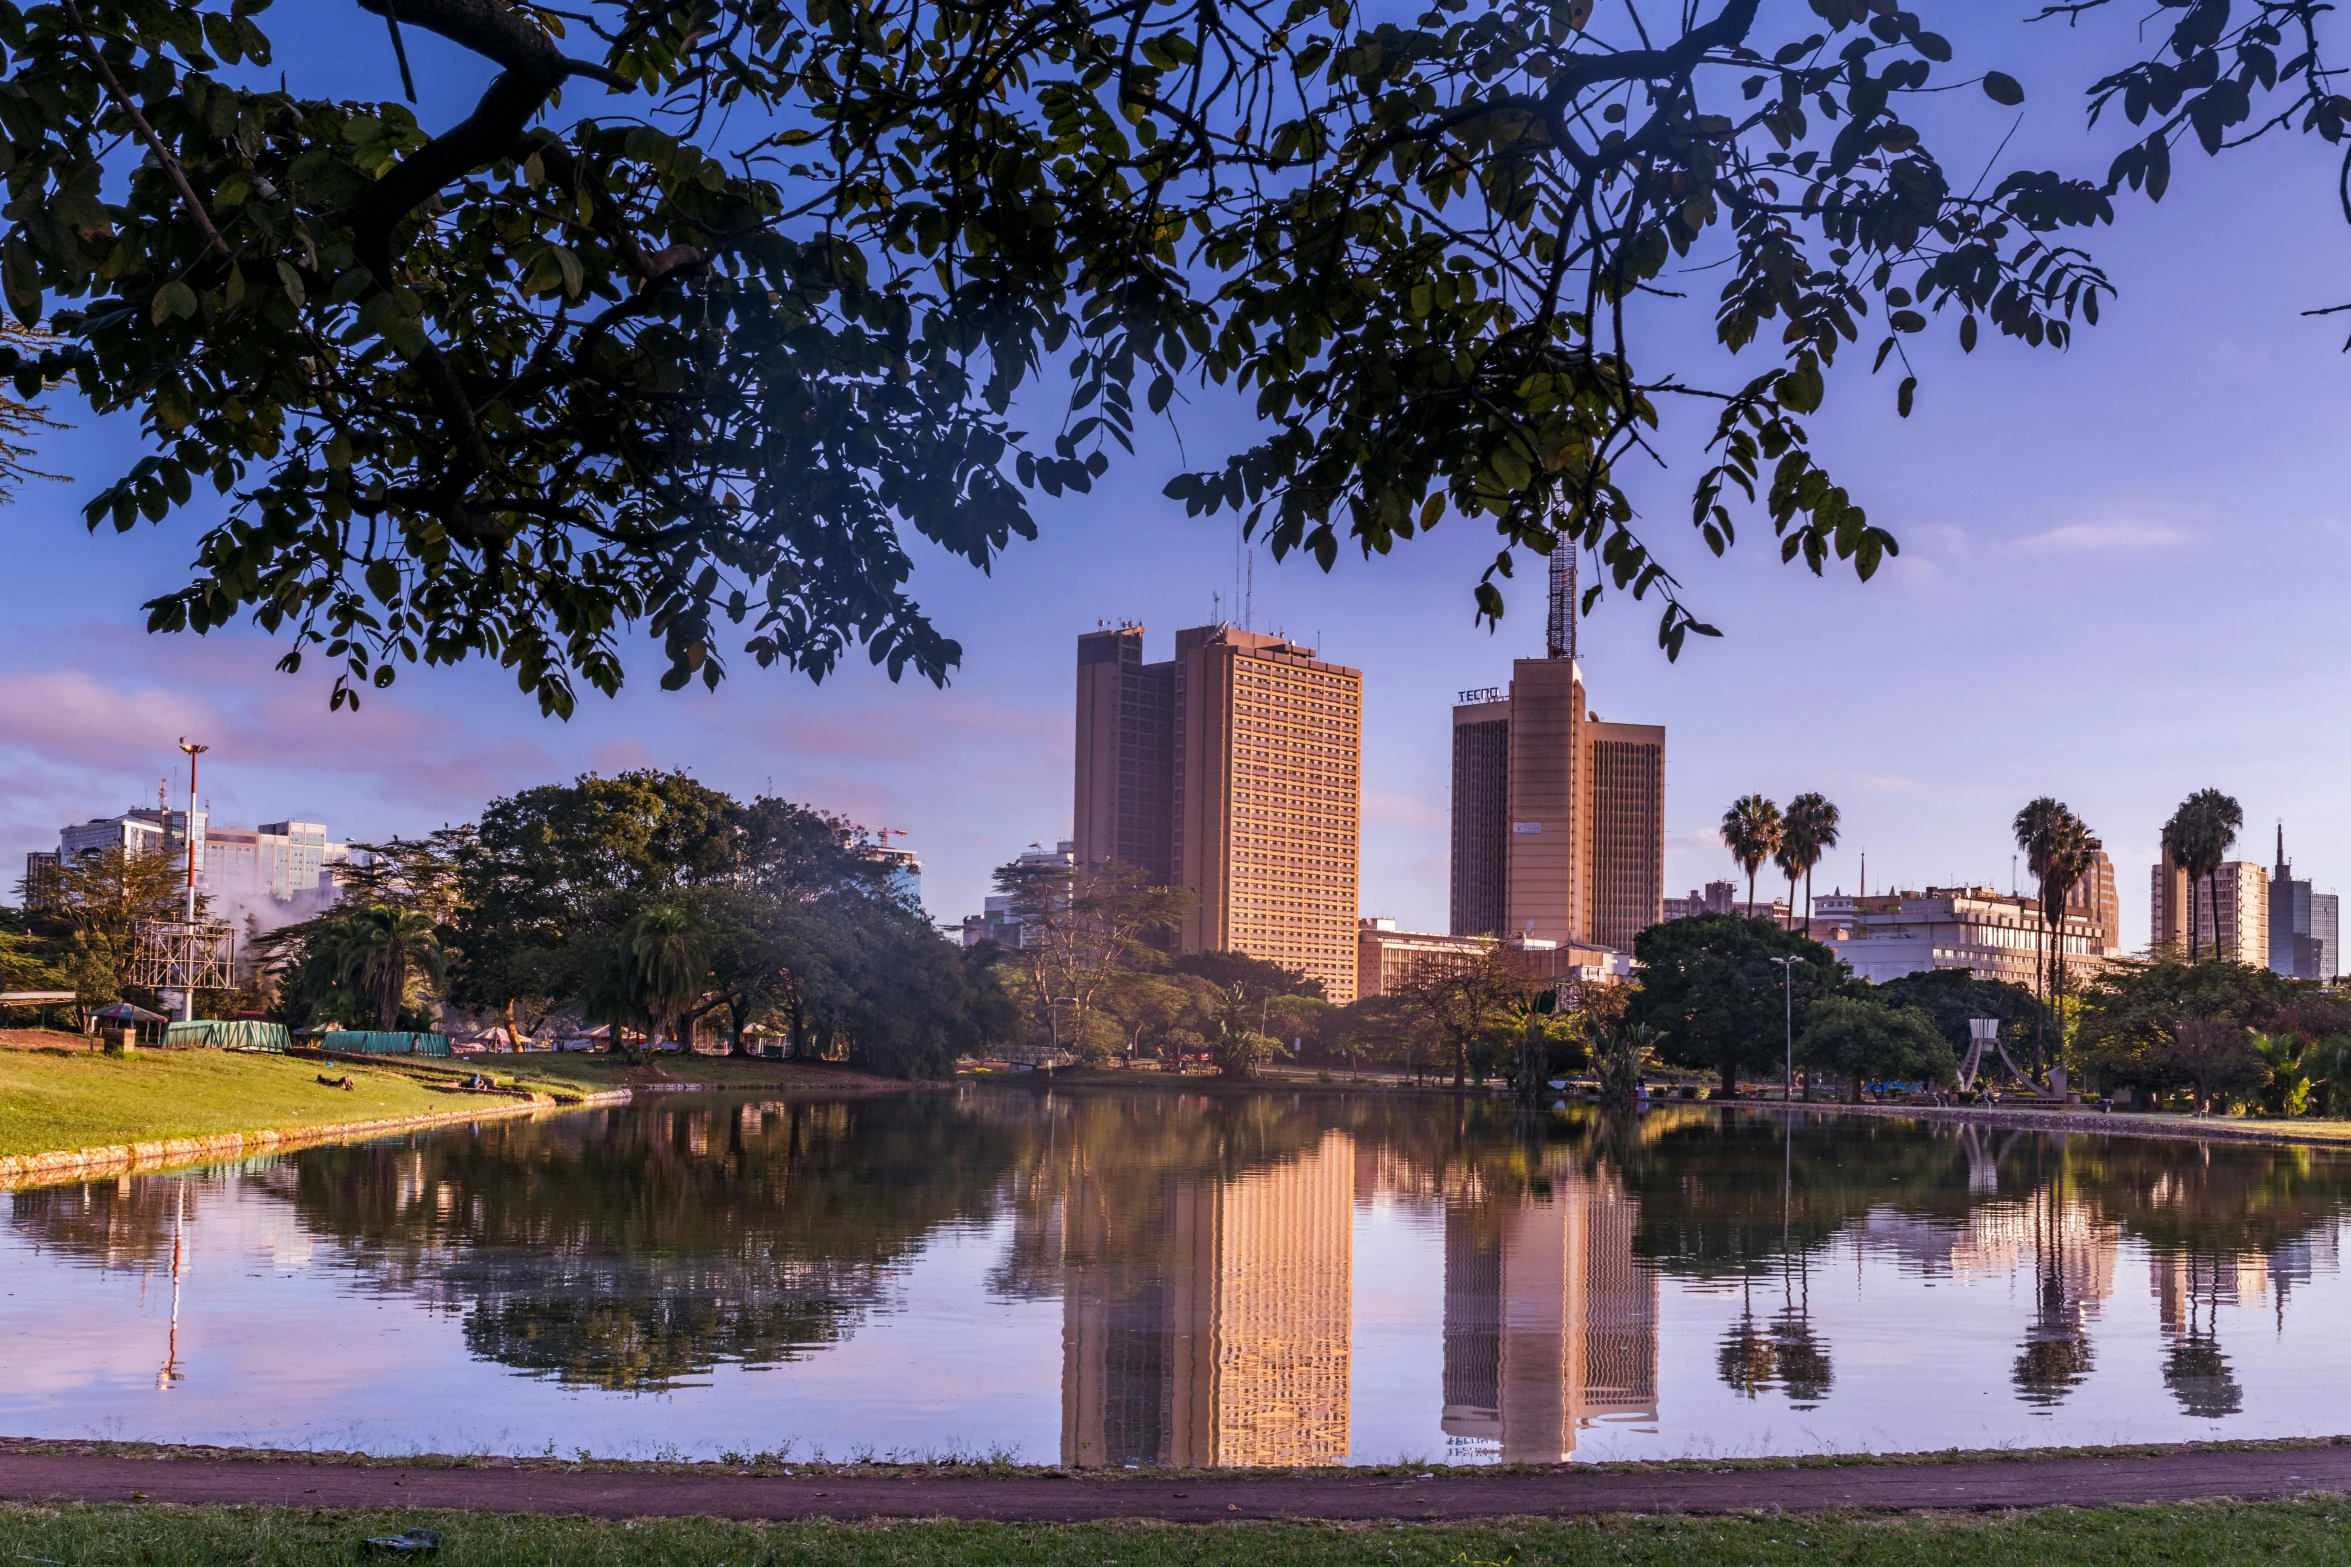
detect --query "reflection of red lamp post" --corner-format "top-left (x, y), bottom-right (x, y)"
top-left (176, 737), bottom-right (208, 1023)
top-left (158, 1180), bottom-right (186, 1390)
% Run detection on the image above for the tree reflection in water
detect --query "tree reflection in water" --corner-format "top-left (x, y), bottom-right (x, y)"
top-left (11, 1175), bottom-right (205, 1270)
top-left (11, 1092), bottom-right (2351, 1437)
top-left (2011, 1157), bottom-right (2098, 1409)
top-left (282, 1094), bottom-right (1028, 1390)
top-left (2156, 1255), bottom-right (2246, 1420)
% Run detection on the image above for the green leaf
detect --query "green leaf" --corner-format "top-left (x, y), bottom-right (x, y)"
top-left (1779, 356), bottom-right (1825, 414)
top-left (1983, 71), bottom-right (2026, 107)
top-left (365, 558), bottom-right (400, 603)
top-left (276, 261), bottom-right (306, 307)
top-left (153, 282), bottom-right (198, 324)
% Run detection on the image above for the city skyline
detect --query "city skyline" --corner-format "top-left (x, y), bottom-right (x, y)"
top-left (8, 4), bottom-right (2351, 946)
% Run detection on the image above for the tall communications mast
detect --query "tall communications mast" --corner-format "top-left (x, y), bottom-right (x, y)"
top-left (1546, 536), bottom-right (1577, 662)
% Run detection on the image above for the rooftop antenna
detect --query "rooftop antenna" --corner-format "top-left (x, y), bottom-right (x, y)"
top-left (1546, 529), bottom-right (1577, 661)
top-left (1245, 541), bottom-right (1254, 632)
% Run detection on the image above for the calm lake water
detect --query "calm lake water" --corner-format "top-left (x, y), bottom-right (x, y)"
top-left (4, 1088), bottom-right (2348, 1465)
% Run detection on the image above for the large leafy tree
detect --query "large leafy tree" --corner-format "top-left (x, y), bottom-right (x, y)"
top-left (1392, 941), bottom-right (1532, 1088)
top-left (2073, 956), bottom-right (2300, 1099)
top-left (1873, 965), bottom-right (2037, 1062)
top-left (989, 856), bottom-right (1192, 1061)
top-left (1625, 910), bottom-right (1843, 1096)
top-left (13, 842), bottom-right (195, 996)
top-left (4, 0), bottom-right (2182, 709)
top-left (1794, 994), bottom-right (1951, 1103)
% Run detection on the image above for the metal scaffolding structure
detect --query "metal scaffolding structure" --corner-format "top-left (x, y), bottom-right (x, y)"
top-left (129, 918), bottom-right (237, 995)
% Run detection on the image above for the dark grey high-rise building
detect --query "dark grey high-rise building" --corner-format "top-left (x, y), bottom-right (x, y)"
top-left (1074, 626), bottom-right (1177, 884)
top-left (2270, 826), bottom-right (2340, 981)
top-left (1449, 699), bottom-right (1510, 936)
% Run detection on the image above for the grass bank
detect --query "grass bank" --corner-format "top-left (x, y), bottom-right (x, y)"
top-left (0, 1047), bottom-right (509, 1162)
top-left (4, 1499), bottom-right (2347, 1565)
top-left (0, 1041), bottom-right (910, 1166)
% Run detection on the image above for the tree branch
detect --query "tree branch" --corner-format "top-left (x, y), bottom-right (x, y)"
top-left (60, 0), bottom-right (231, 261)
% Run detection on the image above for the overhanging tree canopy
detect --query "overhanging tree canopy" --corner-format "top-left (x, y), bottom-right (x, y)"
top-left (3, 0), bottom-right (2337, 709)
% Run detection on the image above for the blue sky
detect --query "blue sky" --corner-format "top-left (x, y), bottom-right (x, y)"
top-left (3, 7), bottom-right (2345, 949)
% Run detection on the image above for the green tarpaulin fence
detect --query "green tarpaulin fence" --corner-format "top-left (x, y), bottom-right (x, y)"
top-left (321, 1030), bottom-right (452, 1057)
top-left (163, 1020), bottom-right (292, 1052)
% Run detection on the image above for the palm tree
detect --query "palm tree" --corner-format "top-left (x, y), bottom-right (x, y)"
top-left (329, 905), bottom-right (445, 1031)
top-left (2036, 811), bottom-right (2095, 1078)
top-left (1781, 793), bottom-right (1842, 931)
top-left (1721, 796), bottom-right (1783, 920)
top-left (2161, 789), bottom-right (2243, 962)
top-left (617, 901), bottom-right (710, 1049)
top-left (2013, 798), bottom-right (2068, 1004)
top-left (2013, 799), bottom-right (2100, 1078)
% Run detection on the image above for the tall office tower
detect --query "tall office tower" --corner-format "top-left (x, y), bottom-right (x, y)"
top-left (1062, 1132), bottom-right (1354, 1468)
top-left (2152, 851), bottom-right (2270, 964)
top-left (1074, 626), bottom-right (1178, 882)
top-left (1447, 543), bottom-right (1664, 947)
top-left (1172, 627), bottom-right (1363, 1002)
top-left (1073, 623), bottom-right (1363, 999)
top-left (1440, 1166), bottom-right (1659, 1463)
top-left (2066, 844), bottom-right (2122, 955)
top-left (1449, 696), bottom-right (1510, 937)
top-left (2269, 826), bottom-right (2341, 980)
top-left (1583, 719), bottom-right (1667, 951)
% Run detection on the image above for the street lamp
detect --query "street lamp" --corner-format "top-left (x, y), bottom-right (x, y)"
top-left (175, 737), bottom-right (208, 1023)
top-left (1769, 955), bottom-right (1805, 1103)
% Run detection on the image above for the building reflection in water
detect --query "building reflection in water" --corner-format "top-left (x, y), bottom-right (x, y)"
top-left (1440, 1165), bottom-right (1658, 1462)
top-left (1060, 1130), bottom-right (1354, 1468)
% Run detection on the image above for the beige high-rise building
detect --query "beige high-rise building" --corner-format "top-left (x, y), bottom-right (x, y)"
top-left (1450, 548), bottom-right (1663, 951)
top-left (1174, 629), bottom-right (1364, 999)
top-left (1073, 623), bottom-right (1363, 1000)
top-left (1583, 717), bottom-right (1667, 951)
top-left (2152, 854), bottom-right (2269, 964)
top-left (1062, 1131), bottom-right (1354, 1468)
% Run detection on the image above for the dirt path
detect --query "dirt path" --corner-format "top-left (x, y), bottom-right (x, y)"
top-left (5, 1442), bottom-right (2351, 1520)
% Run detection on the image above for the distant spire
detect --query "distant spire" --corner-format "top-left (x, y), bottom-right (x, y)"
top-left (2278, 820), bottom-right (2289, 878)
top-left (1546, 534), bottom-right (1576, 662)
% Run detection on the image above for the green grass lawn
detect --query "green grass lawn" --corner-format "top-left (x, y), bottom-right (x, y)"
top-left (3, 1499), bottom-right (2348, 1565)
top-left (0, 1046), bottom-right (495, 1160)
top-left (0, 1042), bottom-right (921, 1163)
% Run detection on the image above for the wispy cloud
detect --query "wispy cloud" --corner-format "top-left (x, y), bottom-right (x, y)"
top-left (2008, 520), bottom-right (2191, 556)
top-left (1363, 789), bottom-right (1442, 829)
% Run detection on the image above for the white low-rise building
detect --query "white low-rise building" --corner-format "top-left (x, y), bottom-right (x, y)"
top-left (1817, 886), bottom-right (2120, 988)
